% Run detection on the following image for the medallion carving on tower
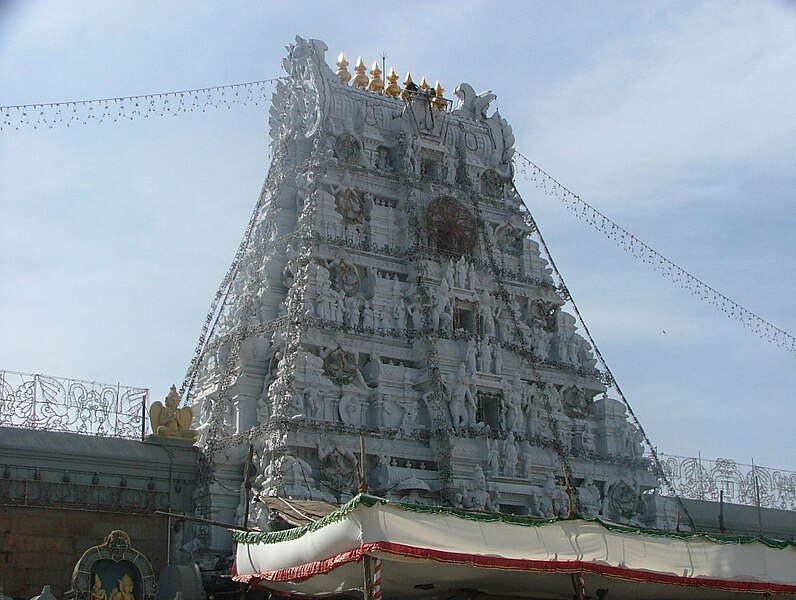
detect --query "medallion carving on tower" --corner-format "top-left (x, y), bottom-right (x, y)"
top-left (320, 448), bottom-right (358, 492)
top-left (480, 168), bottom-right (504, 198)
top-left (323, 346), bottom-right (357, 385)
top-left (330, 260), bottom-right (360, 294)
top-left (426, 196), bottom-right (478, 256)
top-left (561, 385), bottom-right (592, 419)
top-left (334, 132), bottom-right (362, 163)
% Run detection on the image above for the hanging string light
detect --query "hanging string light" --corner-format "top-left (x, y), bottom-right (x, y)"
top-left (0, 78), bottom-right (282, 131)
top-left (514, 151), bottom-right (796, 357)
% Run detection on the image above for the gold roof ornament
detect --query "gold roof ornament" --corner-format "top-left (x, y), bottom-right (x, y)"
top-left (433, 81), bottom-right (447, 111)
top-left (403, 71), bottom-right (416, 89)
top-left (336, 52), bottom-right (351, 85)
top-left (385, 67), bottom-right (401, 97)
top-left (369, 61), bottom-right (384, 95)
top-left (419, 76), bottom-right (430, 91)
top-left (352, 56), bottom-right (369, 90)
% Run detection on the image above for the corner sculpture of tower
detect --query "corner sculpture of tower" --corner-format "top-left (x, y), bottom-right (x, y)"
top-left (187, 37), bottom-right (660, 555)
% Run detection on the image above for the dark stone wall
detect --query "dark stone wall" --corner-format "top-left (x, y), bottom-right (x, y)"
top-left (0, 507), bottom-right (169, 599)
top-left (0, 427), bottom-right (199, 599)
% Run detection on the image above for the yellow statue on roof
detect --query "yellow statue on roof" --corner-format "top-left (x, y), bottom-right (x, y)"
top-left (149, 384), bottom-right (197, 439)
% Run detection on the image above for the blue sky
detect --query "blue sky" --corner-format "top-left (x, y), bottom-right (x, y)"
top-left (1, 1), bottom-right (794, 468)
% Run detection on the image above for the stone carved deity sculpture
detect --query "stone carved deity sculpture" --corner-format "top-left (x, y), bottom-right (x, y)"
top-left (478, 336), bottom-right (492, 373)
top-left (502, 432), bottom-right (518, 477)
top-left (448, 364), bottom-right (475, 428)
top-left (456, 257), bottom-right (468, 288)
top-left (465, 339), bottom-right (478, 374)
top-left (502, 374), bottom-right (524, 433)
top-left (466, 465), bottom-right (489, 511)
top-left (485, 438), bottom-right (500, 478)
top-left (394, 296), bottom-right (407, 330)
top-left (492, 341), bottom-right (503, 374)
top-left (444, 260), bottom-right (455, 289)
top-left (150, 385), bottom-right (197, 439)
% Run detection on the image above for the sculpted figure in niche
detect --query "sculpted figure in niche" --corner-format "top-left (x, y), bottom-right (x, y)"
top-left (91, 575), bottom-right (107, 600)
top-left (445, 151), bottom-right (457, 184)
top-left (405, 289), bottom-right (422, 330)
top-left (486, 488), bottom-right (501, 513)
top-left (494, 307), bottom-right (510, 342)
top-left (466, 379), bottom-right (478, 427)
top-left (624, 424), bottom-right (645, 463)
top-left (527, 485), bottom-right (544, 517)
top-left (304, 388), bottom-right (322, 419)
top-left (456, 257), bottom-right (468, 288)
top-left (467, 465), bottom-right (489, 511)
top-left (110, 575), bottom-right (134, 600)
top-left (485, 438), bottom-right (499, 478)
top-left (478, 336), bottom-right (492, 373)
top-left (522, 392), bottom-right (537, 438)
top-left (465, 339), bottom-right (478, 374)
top-left (581, 423), bottom-right (595, 454)
top-left (521, 442), bottom-right (534, 479)
top-left (394, 296), bottom-right (407, 330)
top-left (538, 472), bottom-right (556, 518)
top-left (362, 352), bottom-right (381, 387)
top-left (150, 385), bottom-right (197, 439)
top-left (481, 298), bottom-right (496, 338)
top-left (444, 260), bottom-right (456, 289)
top-left (439, 277), bottom-right (452, 305)
top-left (502, 432), bottom-right (518, 477)
top-left (553, 482), bottom-right (570, 517)
top-left (362, 300), bottom-right (375, 329)
top-left (344, 293), bottom-right (360, 328)
top-left (399, 399), bottom-right (418, 434)
top-left (502, 375), bottom-right (524, 433)
top-left (448, 364), bottom-right (475, 428)
top-left (315, 277), bottom-right (332, 321)
top-left (339, 394), bottom-right (361, 426)
top-left (492, 341), bottom-right (503, 374)
top-left (431, 290), bottom-right (453, 331)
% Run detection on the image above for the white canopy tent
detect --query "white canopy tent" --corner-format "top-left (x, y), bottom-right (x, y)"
top-left (233, 495), bottom-right (796, 599)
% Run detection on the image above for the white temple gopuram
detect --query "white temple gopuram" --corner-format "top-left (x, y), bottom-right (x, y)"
top-left (187, 37), bottom-right (664, 555)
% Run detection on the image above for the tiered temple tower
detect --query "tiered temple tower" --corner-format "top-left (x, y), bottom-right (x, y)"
top-left (188, 37), bottom-right (659, 555)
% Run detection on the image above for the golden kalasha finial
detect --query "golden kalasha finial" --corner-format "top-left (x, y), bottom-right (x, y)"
top-left (419, 76), bottom-right (430, 91)
top-left (385, 67), bottom-right (401, 97)
top-left (369, 61), bottom-right (384, 95)
top-left (433, 81), bottom-right (447, 111)
top-left (403, 71), bottom-right (416, 90)
top-left (352, 56), bottom-right (369, 90)
top-left (336, 52), bottom-right (351, 85)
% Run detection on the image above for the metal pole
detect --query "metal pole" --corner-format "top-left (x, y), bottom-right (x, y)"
top-left (141, 390), bottom-right (148, 440)
top-left (243, 444), bottom-right (254, 529)
top-left (363, 554), bottom-right (375, 600)
top-left (752, 458), bottom-right (764, 536)
top-left (358, 434), bottom-right (368, 494)
top-left (116, 382), bottom-right (121, 437)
